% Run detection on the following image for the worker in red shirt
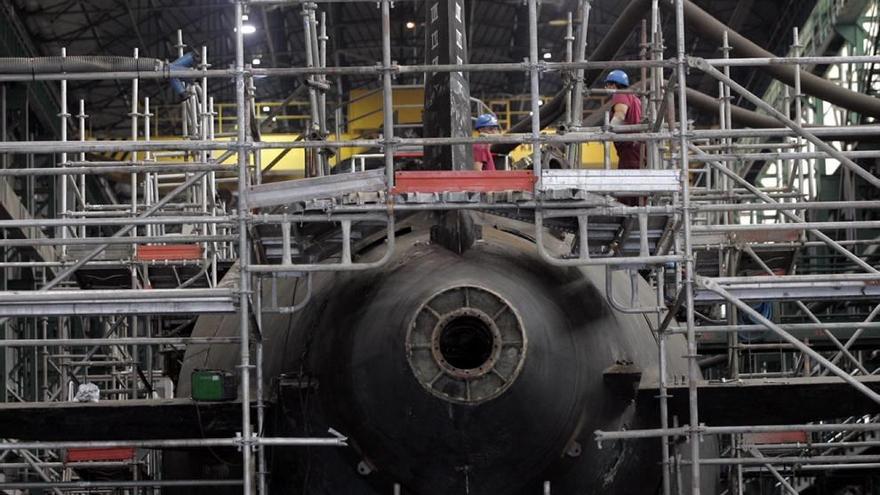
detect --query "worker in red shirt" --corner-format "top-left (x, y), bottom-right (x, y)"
top-left (473, 114), bottom-right (499, 171)
top-left (605, 70), bottom-right (643, 169)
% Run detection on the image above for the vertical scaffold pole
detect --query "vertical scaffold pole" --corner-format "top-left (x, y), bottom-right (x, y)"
top-left (77, 99), bottom-right (87, 239)
top-left (527, 0), bottom-right (542, 190)
top-left (234, 2), bottom-right (254, 494)
top-left (0, 83), bottom-right (6, 170)
top-left (567, 0), bottom-right (590, 166)
top-left (381, 0), bottom-right (394, 190)
top-left (654, 9), bottom-right (672, 487)
top-left (59, 47), bottom-right (69, 259)
top-left (674, 0), bottom-right (702, 492)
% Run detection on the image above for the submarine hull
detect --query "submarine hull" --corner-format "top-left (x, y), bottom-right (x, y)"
top-left (175, 212), bottom-right (709, 494)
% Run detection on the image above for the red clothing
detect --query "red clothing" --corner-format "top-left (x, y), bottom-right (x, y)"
top-left (473, 143), bottom-right (496, 171)
top-left (610, 93), bottom-right (643, 169)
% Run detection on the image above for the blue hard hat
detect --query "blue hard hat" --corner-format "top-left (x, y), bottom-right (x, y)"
top-left (475, 113), bottom-right (500, 130)
top-left (605, 69), bottom-right (630, 88)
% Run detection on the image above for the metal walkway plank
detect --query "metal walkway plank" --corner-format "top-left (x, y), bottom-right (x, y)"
top-left (539, 169), bottom-right (681, 194)
top-left (0, 288), bottom-right (236, 316)
top-left (694, 277), bottom-right (880, 302)
top-left (247, 169), bottom-right (386, 208)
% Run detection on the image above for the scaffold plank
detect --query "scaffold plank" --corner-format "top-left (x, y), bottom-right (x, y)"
top-left (247, 169), bottom-right (386, 208)
top-left (539, 169), bottom-right (681, 194)
top-left (694, 275), bottom-right (880, 302)
top-left (0, 399), bottom-right (251, 441)
top-left (135, 244), bottom-right (204, 262)
top-left (692, 229), bottom-right (803, 248)
top-left (393, 171), bottom-right (535, 193)
top-left (67, 447), bottom-right (136, 462)
top-left (0, 288), bottom-right (236, 316)
top-left (641, 375), bottom-right (880, 426)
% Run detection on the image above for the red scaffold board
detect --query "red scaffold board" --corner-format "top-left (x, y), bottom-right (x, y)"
top-left (393, 171), bottom-right (535, 194)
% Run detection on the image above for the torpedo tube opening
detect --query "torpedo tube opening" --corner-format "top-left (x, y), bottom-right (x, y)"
top-left (406, 286), bottom-right (528, 405)
top-left (438, 315), bottom-right (494, 371)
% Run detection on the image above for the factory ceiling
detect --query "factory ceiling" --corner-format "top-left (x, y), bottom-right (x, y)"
top-left (5, 0), bottom-right (818, 133)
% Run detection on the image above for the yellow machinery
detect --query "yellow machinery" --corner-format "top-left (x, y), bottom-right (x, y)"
top-left (133, 86), bottom-right (619, 179)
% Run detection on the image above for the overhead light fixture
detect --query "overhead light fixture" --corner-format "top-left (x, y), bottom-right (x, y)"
top-left (252, 58), bottom-right (262, 66)
top-left (240, 24), bottom-right (256, 35)
top-left (242, 14), bottom-right (249, 21)
top-left (405, 21), bottom-right (416, 29)
top-left (542, 52), bottom-right (552, 60)
top-left (262, 106), bottom-right (271, 112)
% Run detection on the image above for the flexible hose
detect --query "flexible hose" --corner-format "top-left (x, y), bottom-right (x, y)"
top-left (663, 0), bottom-right (880, 119)
top-left (0, 56), bottom-right (163, 74)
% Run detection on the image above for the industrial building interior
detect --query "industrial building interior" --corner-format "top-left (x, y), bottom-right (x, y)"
top-left (0, 0), bottom-right (879, 493)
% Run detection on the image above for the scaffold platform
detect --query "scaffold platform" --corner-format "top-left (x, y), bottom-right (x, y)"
top-left (0, 399), bottom-right (251, 441)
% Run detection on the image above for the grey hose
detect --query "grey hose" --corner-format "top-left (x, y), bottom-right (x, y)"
top-left (0, 56), bottom-right (163, 74)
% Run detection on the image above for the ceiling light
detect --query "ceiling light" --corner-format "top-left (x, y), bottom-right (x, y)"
top-left (542, 52), bottom-right (552, 60)
top-left (240, 24), bottom-right (256, 35)
top-left (252, 58), bottom-right (261, 66)
top-left (242, 14), bottom-right (249, 21)
top-left (262, 106), bottom-right (271, 112)
top-left (406, 21), bottom-right (416, 29)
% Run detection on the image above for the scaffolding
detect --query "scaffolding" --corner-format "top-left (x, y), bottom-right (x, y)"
top-left (0, 0), bottom-right (878, 493)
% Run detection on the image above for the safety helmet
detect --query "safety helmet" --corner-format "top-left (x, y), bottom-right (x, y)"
top-left (475, 113), bottom-right (500, 130)
top-left (605, 69), bottom-right (630, 88)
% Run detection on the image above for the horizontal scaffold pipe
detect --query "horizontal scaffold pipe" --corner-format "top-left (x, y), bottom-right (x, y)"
top-left (0, 234), bottom-right (233, 247)
top-left (688, 150), bottom-right (880, 161)
top-left (0, 337), bottom-right (241, 347)
top-left (0, 163), bottom-right (227, 176)
top-left (687, 455), bottom-right (880, 466)
top-left (246, 0), bottom-right (419, 4)
top-left (0, 480), bottom-right (243, 490)
top-left (683, 321), bottom-right (880, 334)
top-left (7, 57), bottom-right (880, 83)
top-left (0, 436), bottom-right (346, 450)
top-left (4, 125), bottom-right (880, 154)
top-left (595, 422), bottom-right (880, 443)
top-left (0, 215), bottom-right (234, 228)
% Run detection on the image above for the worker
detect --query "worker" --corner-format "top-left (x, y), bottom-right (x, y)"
top-left (605, 69), bottom-right (643, 169)
top-left (473, 113), bottom-right (500, 171)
